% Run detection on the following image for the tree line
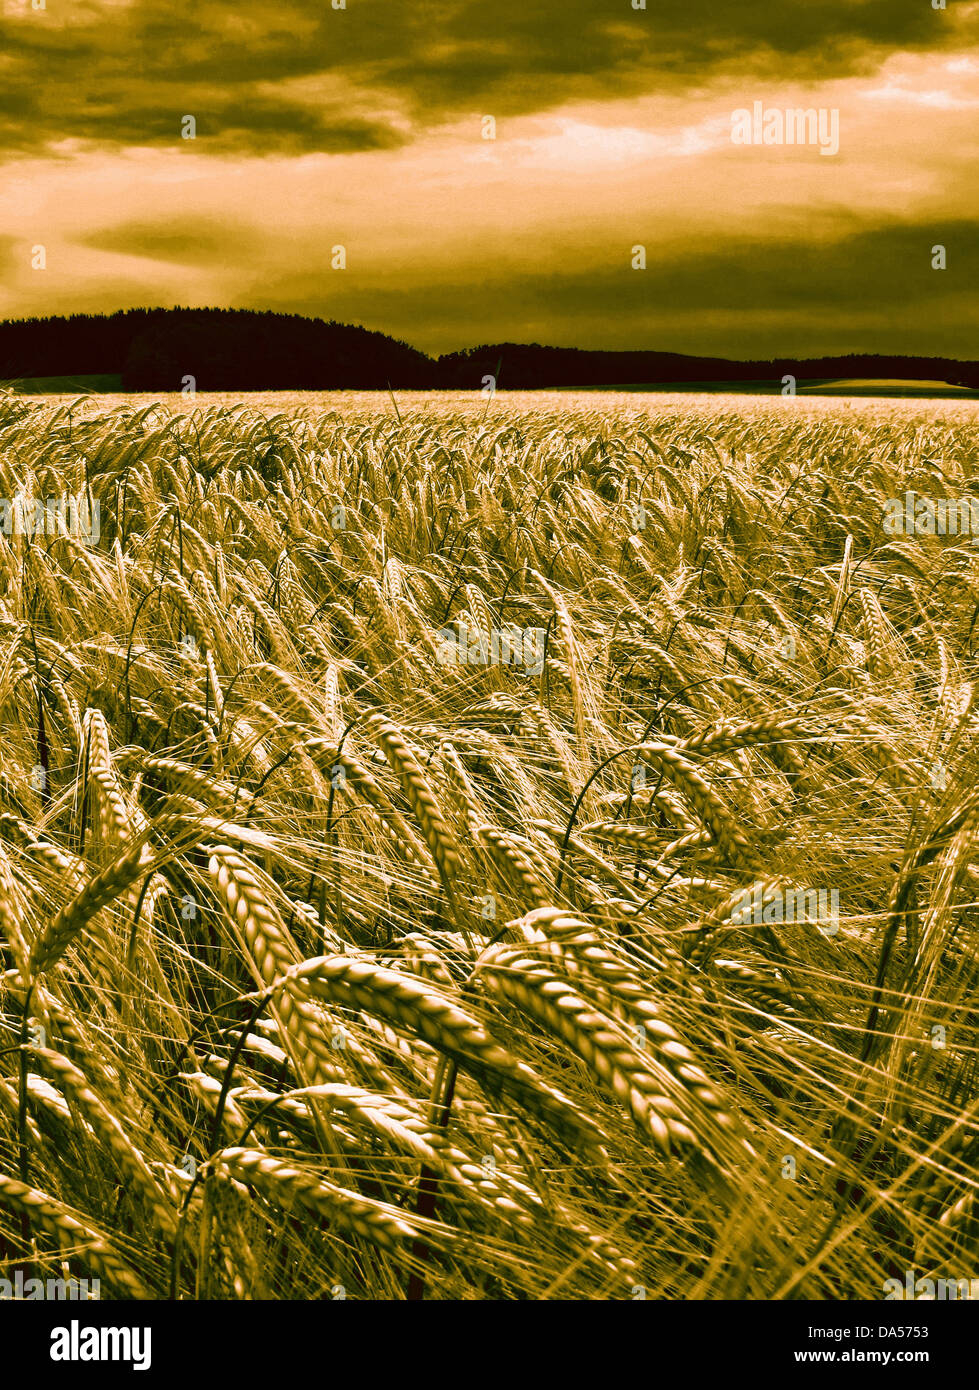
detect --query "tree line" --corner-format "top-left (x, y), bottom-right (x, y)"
top-left (1, 307), bottom-right (975, 391)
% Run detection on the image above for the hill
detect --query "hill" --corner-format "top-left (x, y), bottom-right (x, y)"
top-left (439, 343), bottom-right (979, 392)
top-left (0, 308), bottom-right (436, 391)
top-left (0, 308), bottom-right (975, 392)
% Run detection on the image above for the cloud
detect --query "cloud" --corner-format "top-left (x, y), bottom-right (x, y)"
top-left (74, 218), bottom-right (268, 267)
top-left (1, 2), bottom-right (976, 359)
top-left (0, 0), bottom-right (976, 158)
top-left (863, 83), bottom-right (979, 108)
top-left (5, 200), bottom-right (975, 358)
top-left (229, 220), bottom-right (979, 359)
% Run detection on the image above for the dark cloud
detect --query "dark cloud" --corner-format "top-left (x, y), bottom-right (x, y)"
top-left (231, 220), bottom-right (979, 359)
top-left (69, 101), bottom-right (405, 157)
top-left (373, 0), bottom-right (976, 108)
top-left (0, 0), bottom-right (975, 157)
top-left (74, 219), bottom-right (269, 267)
top-left (3, 2), bottom-right (975, 361)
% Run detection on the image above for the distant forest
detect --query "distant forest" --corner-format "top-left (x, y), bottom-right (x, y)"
top-left (0, 307), bottom-right (976, 391)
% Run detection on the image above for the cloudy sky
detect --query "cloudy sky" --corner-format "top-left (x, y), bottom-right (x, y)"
top-left (1, 0), bottom-right (977, 358)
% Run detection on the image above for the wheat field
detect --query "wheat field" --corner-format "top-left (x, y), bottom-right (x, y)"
top-left (0, 388), bottom-right (977, 1300)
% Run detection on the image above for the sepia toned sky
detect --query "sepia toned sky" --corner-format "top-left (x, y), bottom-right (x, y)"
top-left (0, 0), bottom-right (977, 358)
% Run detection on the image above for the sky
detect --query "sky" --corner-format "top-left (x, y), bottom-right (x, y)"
top-left (0, 0), bottom-right (977, 359)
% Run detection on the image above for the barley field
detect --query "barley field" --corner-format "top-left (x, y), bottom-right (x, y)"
top-left (0, 388), bottom-right (977, 1300)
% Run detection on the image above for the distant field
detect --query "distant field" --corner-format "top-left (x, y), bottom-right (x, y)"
top-left (1, 388), bottom-right (978, 1300)
top-left (6, 387), bottom-right (979, 423)
top-left (5, 373), bottom-right (124, 394)
top-left (799, 378), bottom-right (979, 397)
top-left (567, 379), bottom-right (979, 398)
top-left (6, 374), bottom-right (977, 400)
